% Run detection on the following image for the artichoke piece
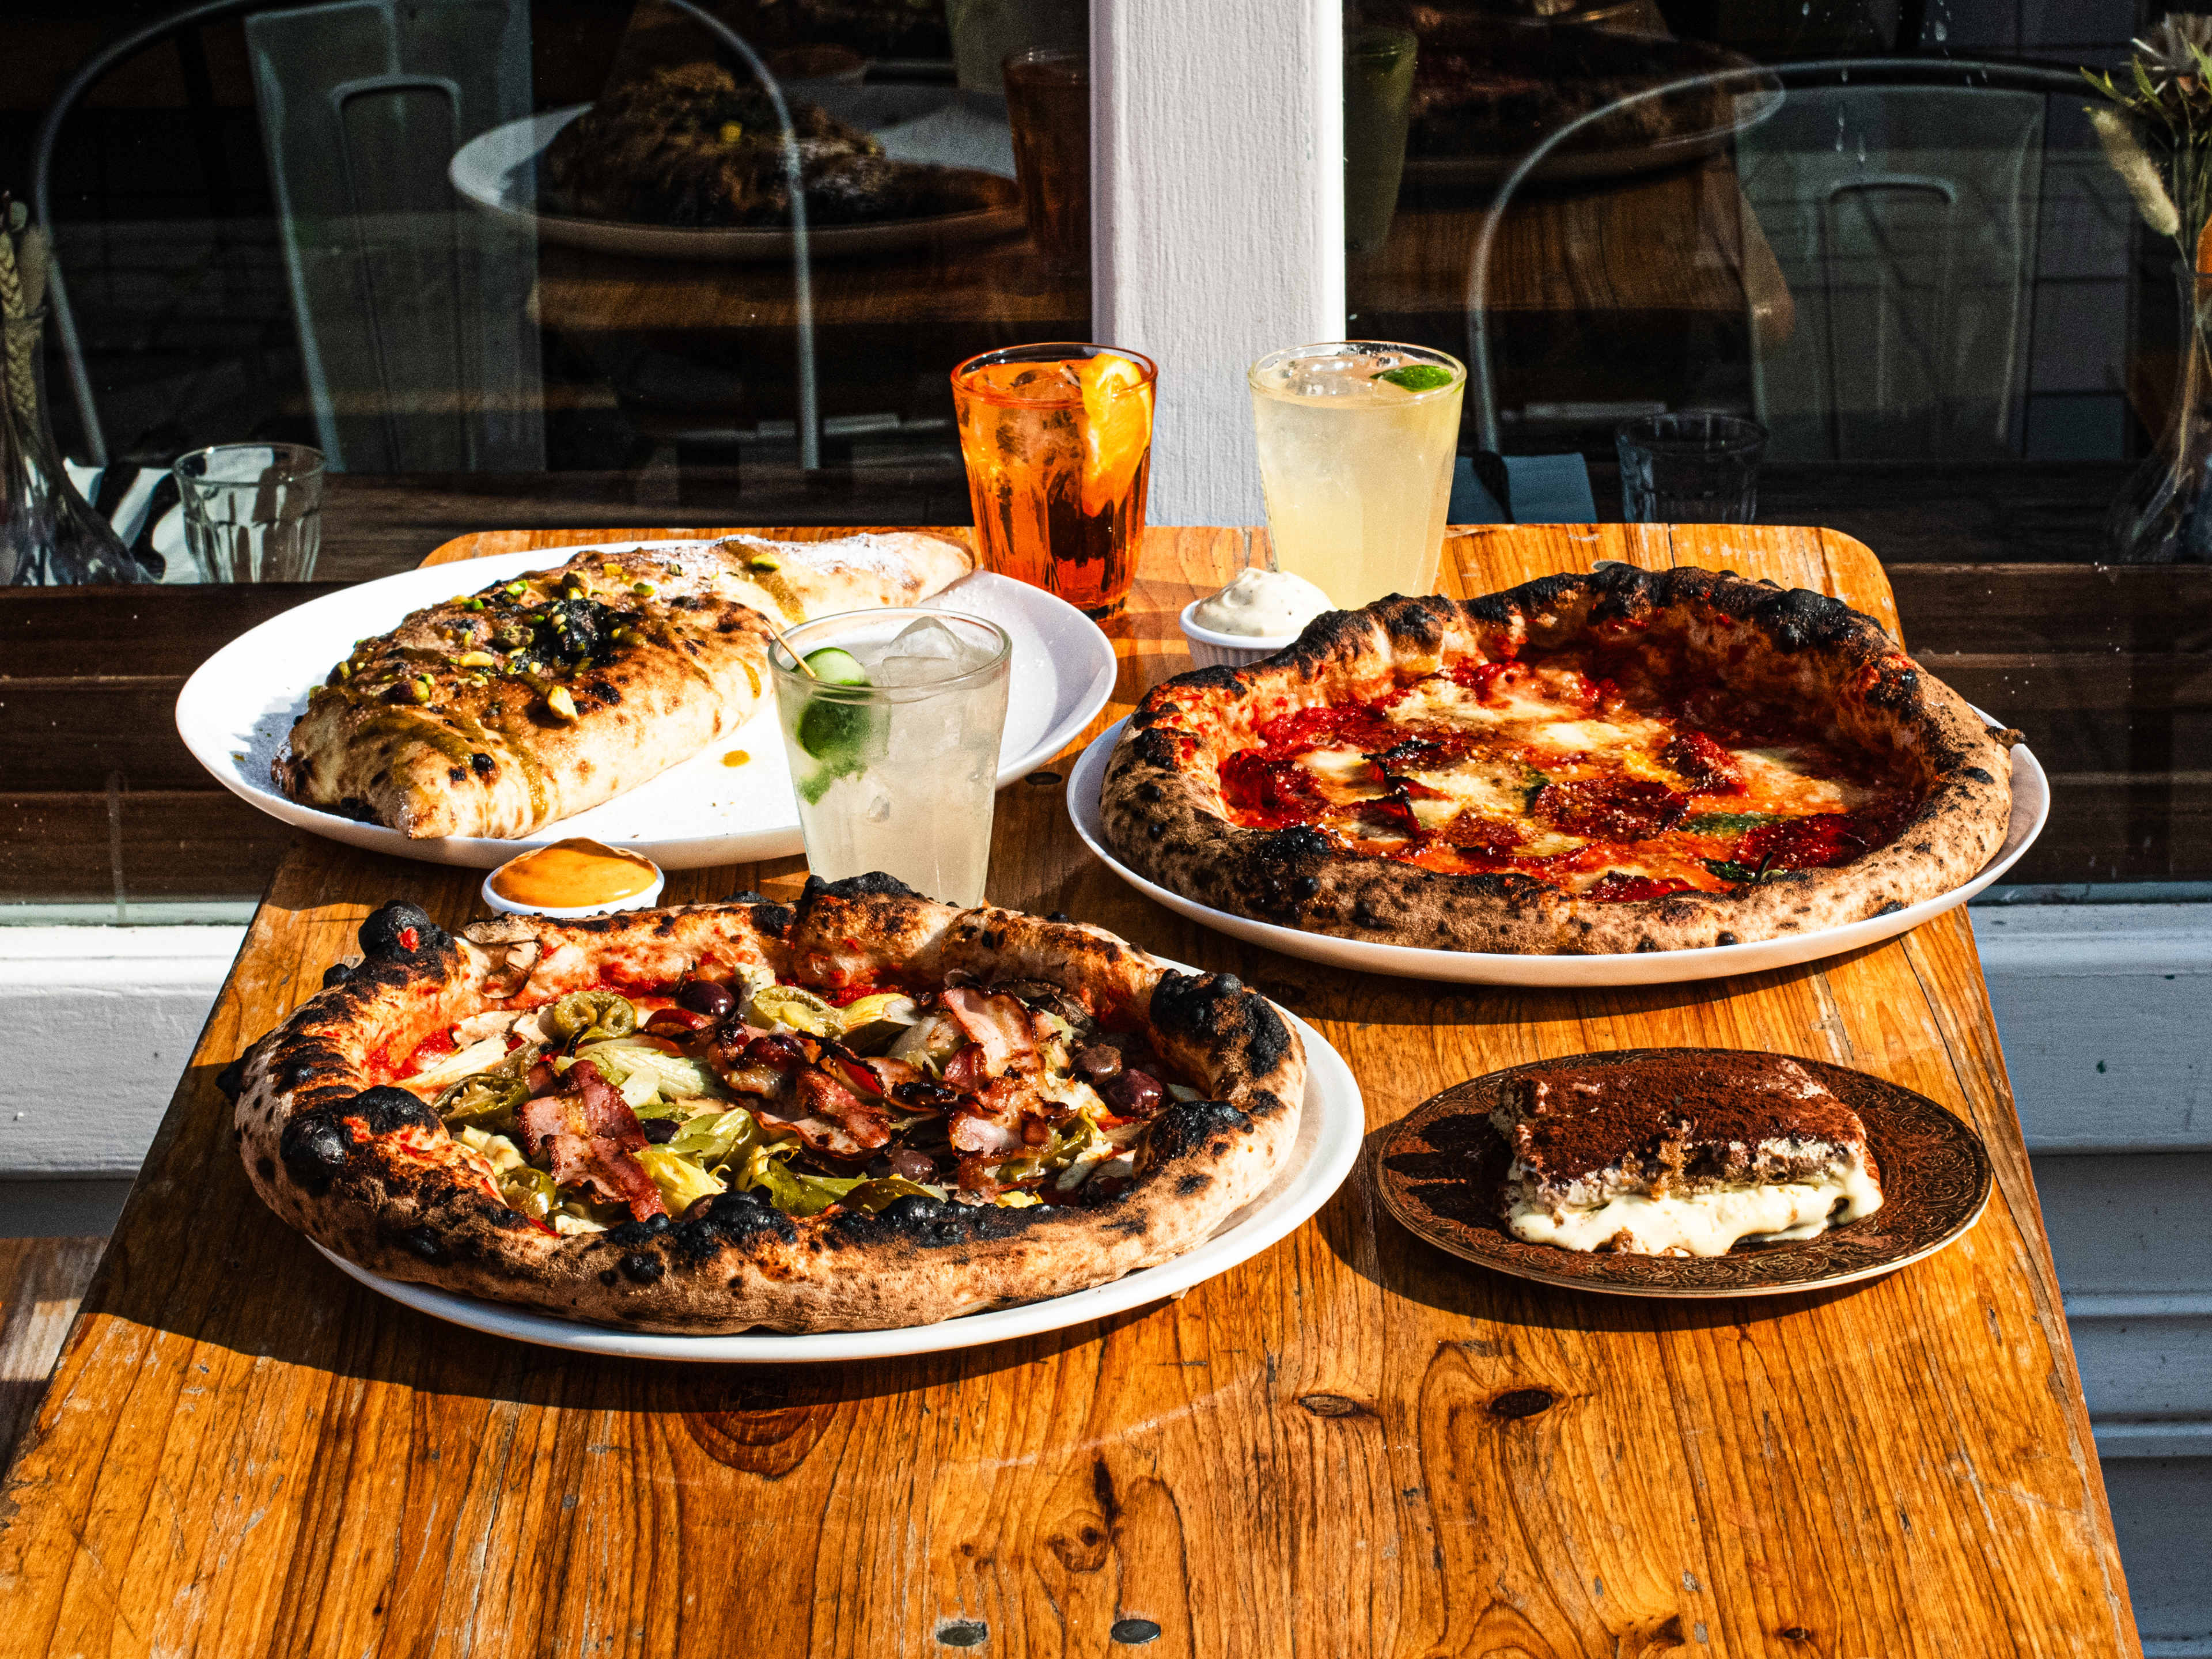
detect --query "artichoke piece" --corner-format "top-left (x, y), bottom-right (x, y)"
top-left (666, 1107), bottom-right (757, 1169)
top-left (887, 1011), bottom-right (965, 1073)
top-left (838, 992), bottom-right (922, 1055)
top-left (635, 1146), bottom-right (725, 1213)
top-left (547, 989), bottom-right (637, 1044)
top-left (746, 983), bottom-right (842, 1039)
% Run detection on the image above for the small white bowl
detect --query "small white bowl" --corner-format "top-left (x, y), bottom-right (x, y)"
top-left (1179, 599), bottom-right (1302, 671)
top-left (480, 840), bottom-right (665, 920)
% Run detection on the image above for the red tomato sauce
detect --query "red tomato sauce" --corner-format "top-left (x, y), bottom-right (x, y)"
top-left (1211, 653), bottom-right (1908, 902)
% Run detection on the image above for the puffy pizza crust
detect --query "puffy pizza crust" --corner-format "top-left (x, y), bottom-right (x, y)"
top-left (232, 878), bottom-right (1306, 1334)
top-left (1100, 566), bottom-right (2016, 955)
top-left (274, 532), bottom-right (971, 839)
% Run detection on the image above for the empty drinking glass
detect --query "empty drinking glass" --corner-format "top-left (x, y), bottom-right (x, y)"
top-left (173, 442), bottom-right (324, 581)
top-left (1615, 414), bottom-right (1767, 524)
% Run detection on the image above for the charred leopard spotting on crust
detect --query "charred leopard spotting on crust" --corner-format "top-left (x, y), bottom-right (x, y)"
top-left (1144, 1099), bottom-right (1255, 1164)
top-left (1151, 972), bottom-right (1293, 1078)
top-left (236, 887), bottom-right (1302, 1334)
top-left (346, 1086), bottom-right (442, 1135)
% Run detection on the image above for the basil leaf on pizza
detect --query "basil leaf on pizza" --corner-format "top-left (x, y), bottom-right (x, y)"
top-left (230, 878), bottom-right (1304, 1334)
top-left (1100, 566), bottom-right (2015, 955)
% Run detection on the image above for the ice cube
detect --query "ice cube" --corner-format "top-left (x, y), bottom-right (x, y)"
top-left (870, 616), bottom-right (993, 686)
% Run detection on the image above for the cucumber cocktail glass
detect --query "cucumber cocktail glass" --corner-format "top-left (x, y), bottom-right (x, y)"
top-left (767, 609), bottom-right (1013, 906)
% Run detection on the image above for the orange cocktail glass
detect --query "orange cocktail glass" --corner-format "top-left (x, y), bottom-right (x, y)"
top-left (950, 342), bottom-right (1157, 619)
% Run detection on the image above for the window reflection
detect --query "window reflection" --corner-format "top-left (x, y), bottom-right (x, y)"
top-left (18, 0), bottom-right (1088, 518)
top-left (3, 0), bottom-right (1088, 911)
top-left (1346, 0), bottom-right (2209, 891)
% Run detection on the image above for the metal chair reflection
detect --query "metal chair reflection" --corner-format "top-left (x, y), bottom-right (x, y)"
top-left (1466, 58), bottom-right (2087, 463)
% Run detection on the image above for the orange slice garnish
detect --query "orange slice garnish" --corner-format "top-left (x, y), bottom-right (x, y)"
top-left (1075, 355), bottom-right (1153, 516)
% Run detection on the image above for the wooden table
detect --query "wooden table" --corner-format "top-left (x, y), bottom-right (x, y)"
top-left (0, 524), bottom-right (2140, 1657)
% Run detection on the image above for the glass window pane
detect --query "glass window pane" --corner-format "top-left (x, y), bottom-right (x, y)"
top-left (1344, 0), bottom-right (2209, 893)
top-left (3, 0), bottom-right (1089, 913)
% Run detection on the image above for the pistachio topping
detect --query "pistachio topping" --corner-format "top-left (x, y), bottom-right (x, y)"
top-left (545, 685), bottom-right (579, 722)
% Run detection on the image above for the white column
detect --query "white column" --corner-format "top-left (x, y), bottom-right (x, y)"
top-left (1092, 0), bottom-right (1344, 526)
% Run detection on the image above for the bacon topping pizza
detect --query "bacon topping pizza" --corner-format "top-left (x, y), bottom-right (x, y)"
top-left (379, 969), bottom-right (1191, 1234)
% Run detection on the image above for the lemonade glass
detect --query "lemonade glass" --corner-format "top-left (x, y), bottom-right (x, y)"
top-left (952, 342), bottom-right (1156, 618)
top-left (768, 609), bottom-right (1012, 907)
top-left (1248, 340), bottom-right (1466, 607)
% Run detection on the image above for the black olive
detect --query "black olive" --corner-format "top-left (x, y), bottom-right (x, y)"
top-left (322, 961), bottom-right (355, 988)
top-left (677, 979), bottom-right (736, 1017)
top-left (359, 900), bottom-right (445, 959)
top-left (888, 1146), bottom-right (938, 1183)
top-left (641, 1118), bottom-right (677, 1144)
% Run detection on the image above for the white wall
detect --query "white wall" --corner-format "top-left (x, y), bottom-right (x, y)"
top-left (1092, 0), bottom-right (1343, 525)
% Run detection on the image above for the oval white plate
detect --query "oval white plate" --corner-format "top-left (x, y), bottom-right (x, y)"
top-left (312, 1002), bottom-right (1362, 1362)
top-left (1067, 715), bottom-right (2048, 987)
top-left (449, 106), bottom-right (1024, 263)
top-left (175, 544), bottom-right (1116, 869)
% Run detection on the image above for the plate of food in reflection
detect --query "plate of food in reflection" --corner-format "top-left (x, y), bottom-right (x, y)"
top-left (450, 64), bottom-right (1023, 260)
top-left (1397, 14), bottom-right (1783, 185)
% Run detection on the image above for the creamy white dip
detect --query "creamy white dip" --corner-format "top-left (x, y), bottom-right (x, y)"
top-left (1190, 568), bottom-right (1335, 638)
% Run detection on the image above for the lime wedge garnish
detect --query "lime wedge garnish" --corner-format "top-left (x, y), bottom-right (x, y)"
top-left (1373, 364), bottom-right (1455, 393)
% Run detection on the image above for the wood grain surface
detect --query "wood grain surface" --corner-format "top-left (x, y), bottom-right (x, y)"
top-left (0, 525), bottom-right (2141, 1658)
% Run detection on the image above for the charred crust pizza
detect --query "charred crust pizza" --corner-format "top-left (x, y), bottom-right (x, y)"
top-left (229, 875), bottom-right (1305, 1334)
top-left (1101, 565), bottom-right (2016, 954)
top-left (272, 531), bottom-right (968, 840)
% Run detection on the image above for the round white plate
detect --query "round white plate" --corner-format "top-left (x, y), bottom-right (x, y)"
top-left (1067, 715), bottom-right (2048, 987)
top-left (449, 105), bottom-right (1024, 263)
top-left (311, 1003), bottom-right (1362, 1362)
top-left (175, 543), bottom-right (1116, 869)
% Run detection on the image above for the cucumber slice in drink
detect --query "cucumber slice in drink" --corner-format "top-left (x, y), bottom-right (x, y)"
top-left (802, 647), bottom-right (869, 686)
top-left (793, 646), bottom-right (880, 798)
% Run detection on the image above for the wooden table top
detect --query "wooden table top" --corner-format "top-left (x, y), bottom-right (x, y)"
top-left (0, 524), bottom-right (2138, 1657)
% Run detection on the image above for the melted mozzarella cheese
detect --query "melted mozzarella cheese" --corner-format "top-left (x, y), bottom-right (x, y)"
top-left (1296, 745), bottom-right (1390, 804)
top-left (1737, 747), bottom-right (1862, 813)
top-left (1402, 756), bottom-right (1535, 817)
top-left (1300, 745), bottom-right (1376, 783)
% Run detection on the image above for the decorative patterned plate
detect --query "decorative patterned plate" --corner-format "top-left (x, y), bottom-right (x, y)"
top-left (1373, 1048), bottom-right (1993, 1298)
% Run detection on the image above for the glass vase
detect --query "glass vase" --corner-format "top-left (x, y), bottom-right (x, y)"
top-left (2108, 264), bottom-right (2212, 565)
top-left (0, 308), bottom-right (142, 585)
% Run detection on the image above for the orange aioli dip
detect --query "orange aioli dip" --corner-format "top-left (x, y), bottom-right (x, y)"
top-left (488, 839), bottom-right (660, 910)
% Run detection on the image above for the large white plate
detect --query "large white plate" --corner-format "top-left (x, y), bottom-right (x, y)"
top-left (175, 543), bottom-right (1117, 869)
top-left (312, 1003), bottom-right (1362, 1362)
top-left (1067, 716), bottom-right (2048, 987)
top-left (449, 103), bottom-right (1024, 263)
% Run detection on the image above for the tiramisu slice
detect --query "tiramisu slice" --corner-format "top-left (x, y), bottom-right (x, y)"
top-left (1490, 1052), bottom-right (1883, 1256)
